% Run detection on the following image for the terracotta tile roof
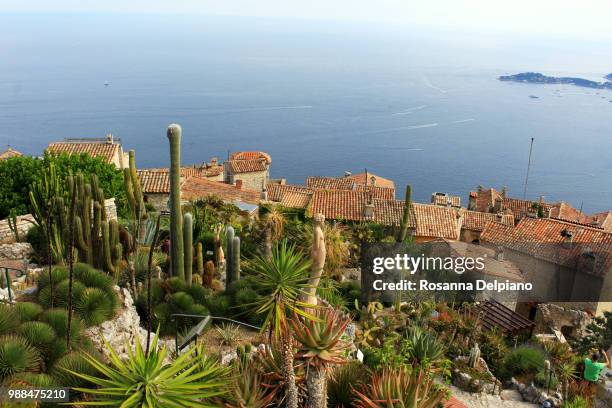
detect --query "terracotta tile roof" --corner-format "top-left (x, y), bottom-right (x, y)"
top-left (590, 211), bottom-right (612, 232)
top-left (138, 170), bottom-right (171, 194)
top-left (229, 151), bottom-right (271, 164)
top-left (432, 193), bottom-right (461, 208)
top-left (138, 166), bottom-right (224, 194)
top-left (47, 141), bottom-right (120, 164)
top-left (411, 203), bottom-right (460, 239)
top-left (308, 190), bottom-right (371, 221)
top-left (0, 147), bottom-right (23, 160)
top-left (477, 299), bottom-right (535, 333)
top-left (346, 172), bottom-right (395, 189)
top-left (228, 159), bottom-right (268, 174)
top-left (372, 198), bottom-right (409, 226)
top-left (306, 176), bottom-right (356, 190)
top-left (355, 185), bottom-right (395, 200)
top-left (266, 184), bottom-right (313, 209)
top-left (549, 201), bottom-right (590, 224)
top-left (460, 209), bottom-right (514, 232)
top-left (481, 217), bottom-right (612, 277)
top-left (181, 177), bottom-right (260, 205)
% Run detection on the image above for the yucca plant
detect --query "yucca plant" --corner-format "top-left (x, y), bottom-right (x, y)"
top-left (247, 240), bottom-right (313, 338)
top-left (290, 307), bottom-right (351, 408)
top-left (0, 335), bottom-right (41, 380)
top-left (353, 367), bottom-right (448, 408)
top-left (65, 331), bottom-right (229, 407)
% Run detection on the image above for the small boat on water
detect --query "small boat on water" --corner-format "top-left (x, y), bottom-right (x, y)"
top-left (104, 81), bottom-right (109, 87)
top-left (528, 95), bottom-right (539, 99)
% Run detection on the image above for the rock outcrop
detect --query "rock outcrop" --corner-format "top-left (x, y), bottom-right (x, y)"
top-left (0, 242), bottom-right (33, 262)
top-left (84, 286), bottom-right (174, 361)
top-left (533, 303), bottom-right (591, 341)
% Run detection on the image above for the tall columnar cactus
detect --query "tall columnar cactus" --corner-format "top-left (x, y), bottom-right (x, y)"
top-left (230, 236), bottom-right (241, 283)
top-left (183, 213), bottom-right (193, 286)
top-left (397, 184), bottom-right (413, 243)
top-left (167, 124), bottom-right (184, 280)
top-left (196, 242), bottom-right (204, 277)
top-left (225, 226), bottom-right (235, 286)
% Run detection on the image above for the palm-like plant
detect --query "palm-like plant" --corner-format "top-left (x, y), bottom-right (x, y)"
top-left (66, 331), bottom-right (229, 407)
top-left (353, 367), bottom-right (448, 408)
top-left (290, 307), bottom-right (351, 408)
top-left (248, 240), bottom-right (313, 338)
top-left (262, 207), bottom-right (286, 260)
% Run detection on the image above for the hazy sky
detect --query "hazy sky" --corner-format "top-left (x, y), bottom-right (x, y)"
top-left (2, 0), bottom-right (612, 40)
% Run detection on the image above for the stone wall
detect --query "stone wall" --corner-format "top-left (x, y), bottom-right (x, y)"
top-left (0, 214), bottom-right (36, 244)
top-left (230, 171), bottom-right (268, 192)
top-left (533, 303), bottom-right (591, 341)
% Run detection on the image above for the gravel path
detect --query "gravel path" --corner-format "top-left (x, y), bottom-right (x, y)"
top-left (450, 385), bottom-right (540, 408)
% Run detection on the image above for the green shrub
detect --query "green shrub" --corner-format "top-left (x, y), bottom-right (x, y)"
top-left (185, 284), bottom-right (212, 305)
top-left (15, 302), bottom-right (43, 322)
top-left (0, 335), bottom-right (41, 380)
top-left (500, 346), bottom-right (546, 379)
top-left (73, 263), bottom-right (114, 292)
top-left (37, 266), bottom-right (68, 290)
top-left (0, 304), bottom-right (21, 335)
top-left (166, 277), bottom-right (188, 293)
top-left (204, 294), bottom-right (231, 317)
top-left (170, 292), bottom-right (195, 311)
top-left (564, 397), bottom-right (590, 408)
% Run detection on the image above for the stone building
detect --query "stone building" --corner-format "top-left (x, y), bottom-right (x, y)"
top-left (481, 217), bottom-right (612, 317)
top-left (47, 134), bottom-right (129, 169)
top-left (0, 147), bottom-right (23, 160)
top-left (224, 151), bottom-right (271, 192)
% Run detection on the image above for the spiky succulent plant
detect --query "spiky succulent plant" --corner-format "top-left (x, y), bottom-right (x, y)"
top-left (14, 302), bottom-right (43, 322)
top-left (353, 367), bottom-right (448, 408)
top-left (290, 308), bottom-right (350, 367)
top-left (0, 335), bottom-right (41, 380)
top-left (0, 304), bottom-right (21, 335)
top-left (223, 361), bottom-right (276, 408)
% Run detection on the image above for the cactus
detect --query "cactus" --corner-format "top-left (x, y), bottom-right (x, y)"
top-left (7, 211), bottom-right (20, 242)
top-left (469, 343), bottom-right (481, 368)
top-left (167, 124), bottom-right (184, 280)
top-left (225, 226), bottom-right (235, 286)
top-left (183, 213), bottom-right (193, 286)
top-left (230, 236), bottom-right (241, 283)
top-left (203, 260), bottom-right (214, 288)
top-left (397, 184), bottom-right (412, 243)
top-left (196, 242), bottom-right (204, 275)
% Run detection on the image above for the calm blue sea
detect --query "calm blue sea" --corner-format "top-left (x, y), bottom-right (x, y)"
top-left (1, 13), bottom-right (610, 213)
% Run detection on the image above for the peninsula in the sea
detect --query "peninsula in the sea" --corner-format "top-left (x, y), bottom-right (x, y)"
top-left (499, 72), bottom-right (612, 89)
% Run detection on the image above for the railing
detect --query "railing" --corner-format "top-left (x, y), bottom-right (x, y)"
top-left (0, 266), bottom-right (27, 303)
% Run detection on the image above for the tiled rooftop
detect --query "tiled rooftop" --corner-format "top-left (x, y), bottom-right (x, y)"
top-left (138, 166), bottom-right (224, 193)
top-left (460, 209), bottom-right (514, 232)
top-left (306, 176), bottom-right (356, 190)
top-left (345, 172), bottom-right (395, 189)
top-left (229, 151), bottom-right (271, 164)
top-left (181, 177), bottom-right (260, 205)
top-left (227, 159), bottom-right (268, 174)
top-left (481, 217), bottom-right (612, 277)
top-left (0, 147), bottom-right (23, 160)
top-left (308, 190), bottom-right (371, 222)
top-left (432, 193), bottom-right (461, 208)
top-left (266, 184), bottom-right (313, 209)
top-left (47, 140), bottom-right (121, 164)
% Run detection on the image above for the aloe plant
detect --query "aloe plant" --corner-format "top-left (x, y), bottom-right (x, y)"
top-left (353, 367), bottom-right (448, 408)
top-left (66, 331), bottom-right (229, 407)
top-left (290, 307), bottom-right (351, 408)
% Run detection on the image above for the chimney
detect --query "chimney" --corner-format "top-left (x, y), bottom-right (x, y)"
top-left (495, 246), bottom-right (504, 261)
top-left (501, 186), bottom-right (508, 199)
top-left (370, 176), bottom-right (376, 186)
top-left (106, 133), bottom-right (114, 144)
top-left (261, 187), bottom-right (268, 201)
top-left (235, 180), bottom-right (243, 190)
top-left (210, 157), bottom-right (218, 166)
top-left (493, 197), bottom-right (503, 213)
top-left (560, 228), bottom-right (573, 249)
top-left (363, 203), bottom-right (374, 218)
top-left (477, 185), bottom-right (483, 193)
top-left (455, 210), bottom-right (464, 240)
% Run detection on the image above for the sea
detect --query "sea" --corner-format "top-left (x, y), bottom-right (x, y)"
top-left (1, 12), bottom-right (610, 213)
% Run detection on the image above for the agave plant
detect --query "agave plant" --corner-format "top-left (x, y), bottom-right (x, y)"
top-left (66, 331), bottom-right (229, 407)
top-left (0, 335), bottom-right (41, 380)
top-left (74, 287), bottom-right (115, 326)
top-left (402, 327), bottom-right (445, 369)
top-left (353, 367), bottom-right (448, 408)
top-left (18, 321), bottom-right (56, 352)
top-left (216, 322), bottom-right (241, 347)
top-left (0, 304), bottom-right (21, 335)
top-left (14, 302), bottom-right (43, 323)
top-left (290, 307), bottom-right (351, 408)
top-left (223, 360), bottom-right (276, 408)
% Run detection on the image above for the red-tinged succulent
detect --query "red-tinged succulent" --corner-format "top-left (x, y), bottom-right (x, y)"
top-left (353, 367), bottom-right (449, 408)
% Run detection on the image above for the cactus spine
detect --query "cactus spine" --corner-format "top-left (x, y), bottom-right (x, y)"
top-left (397, 184), bottom-right (412, 243)
top-left (225, 226), bottom-right (235, 286)
top-left (167, 124), bottom-right (184, 280)
top-left (183, 213), bottom-right (193, 286)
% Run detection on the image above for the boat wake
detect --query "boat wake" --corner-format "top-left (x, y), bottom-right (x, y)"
top-left (451, 118), bottom-right (475, 124)
top-left (392, 105), bottom-right (427, 115)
